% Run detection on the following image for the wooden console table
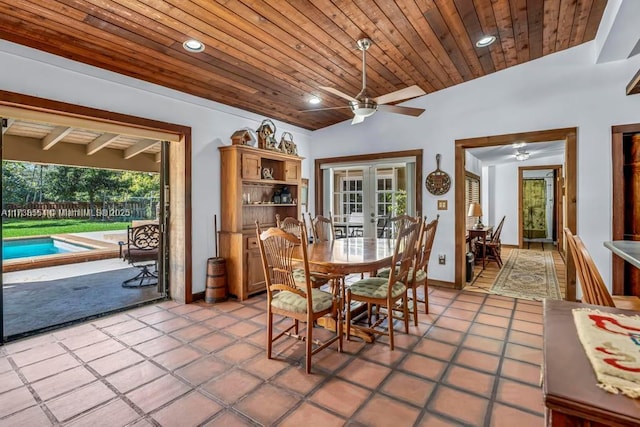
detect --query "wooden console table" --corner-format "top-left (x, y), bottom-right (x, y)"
top-left (543, 299), bottom-right (640, 426)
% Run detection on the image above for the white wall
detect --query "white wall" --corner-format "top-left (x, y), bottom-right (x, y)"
top-left (0, 41), bottom-right (314, 294)
top-left (311, 41), bottom-right (640, 287)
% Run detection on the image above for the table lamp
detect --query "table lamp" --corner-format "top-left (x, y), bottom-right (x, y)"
top-left (468, 203), bottom-right (483, 229)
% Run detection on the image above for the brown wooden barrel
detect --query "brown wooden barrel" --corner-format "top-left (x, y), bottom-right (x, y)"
top-left (205, 257), bottom-right (228, 303)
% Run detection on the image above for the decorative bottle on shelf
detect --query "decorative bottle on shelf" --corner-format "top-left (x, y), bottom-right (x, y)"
top-left (272, 190), bottom-right (281, 204)
top-left (280, 186), bottom-right (291, 204)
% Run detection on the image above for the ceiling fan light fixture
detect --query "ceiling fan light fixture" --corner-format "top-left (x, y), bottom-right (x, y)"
top-left (183, 39), bottom-right (205, 53)
top-left (512, 141), bottom-right (526, 149)
top-left (350, 102), bottom-right (377, 117)
top-left (515, 149), bottom-right (530, 161)
top-left (476, 35), bottom-right (496, 47)
top-left (308, 96), bottom-right (321, 105)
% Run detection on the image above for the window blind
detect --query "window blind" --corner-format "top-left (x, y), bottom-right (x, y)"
top-left (465, 172), bottom-right (480, 231)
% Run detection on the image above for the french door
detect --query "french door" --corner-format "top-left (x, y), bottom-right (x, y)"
top-left (321, 160), bottom-right (417, 238)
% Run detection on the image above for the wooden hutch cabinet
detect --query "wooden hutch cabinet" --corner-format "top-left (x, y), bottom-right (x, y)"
top-left (218, 145), bottom-right (302, 300)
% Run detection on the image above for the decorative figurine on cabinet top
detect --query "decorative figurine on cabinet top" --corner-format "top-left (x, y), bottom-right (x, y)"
top-left (279, 132), bottom-right (298, 156)
top-left (262, 167), bottom-right (274, 180)
top-left (230, 128), bottom-right (257, 146)
top-left (256, 119), bottom-right (279, 151)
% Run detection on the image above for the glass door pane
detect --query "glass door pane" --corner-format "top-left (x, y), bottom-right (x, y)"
top-left (327, 162), bottom-right (414, 238)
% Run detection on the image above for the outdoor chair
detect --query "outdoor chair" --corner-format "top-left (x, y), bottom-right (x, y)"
top-left (119, 223), bottom-right (160, 288)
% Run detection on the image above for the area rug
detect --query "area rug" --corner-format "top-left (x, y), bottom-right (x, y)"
top-left (573, 308), bottom-right (640, 397)
top-left (489, 249), bottom-right (561, 301)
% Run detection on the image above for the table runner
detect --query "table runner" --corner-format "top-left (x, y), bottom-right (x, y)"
top-left (572, 308), bottom-right (640, 398)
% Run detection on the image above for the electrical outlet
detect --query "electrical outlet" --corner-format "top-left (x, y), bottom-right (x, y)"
top-left (438, 254), bottom-right (446, 265)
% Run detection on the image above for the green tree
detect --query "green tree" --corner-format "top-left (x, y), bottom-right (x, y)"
top-left (119, 171), bottom-right (160, 198)
top-left (45, 166), bottom-right (126, 207)
top-left (2, 161), bottom-right (33, 204)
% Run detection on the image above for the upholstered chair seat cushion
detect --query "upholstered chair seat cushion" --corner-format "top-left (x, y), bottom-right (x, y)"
top-left (376, 267), bottom-right (427, 283)
top-left (271, 289), bottom-right (333, 314)
top-left (349, 277), bottom-right (406, 299)
top-left (292, 268), bottom-right (331, 285)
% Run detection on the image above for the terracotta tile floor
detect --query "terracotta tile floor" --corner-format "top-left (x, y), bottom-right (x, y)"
top-left (0, 286), bottom-right (545, 426)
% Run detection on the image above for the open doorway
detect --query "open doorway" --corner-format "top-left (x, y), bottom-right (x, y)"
top-left (1, 91), bottom-right (191, 343)
top-left (519, 165), bottom-right (563, 250)
top-left (1, 160), bottom-right (165, 338)
top-left (612, 124), bottom-right (640, 296)
top-left (455, 128), bottom-right (577, 301)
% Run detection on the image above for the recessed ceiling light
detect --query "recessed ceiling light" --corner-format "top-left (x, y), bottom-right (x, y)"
top-left (309, 96), bottom-right (321, 105)
top-left (183, 39), bottom-right (205, 53)
top-left (512, 141), bottom-right (526, 148)
top-left (476, 35), bottom-right (496, 47)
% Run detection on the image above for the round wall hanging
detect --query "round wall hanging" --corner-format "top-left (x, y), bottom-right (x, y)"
top-left (425, 153), bottom-right (451, 195)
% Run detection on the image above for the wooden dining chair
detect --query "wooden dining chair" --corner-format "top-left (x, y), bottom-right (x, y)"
top-left (306, 212), bottom-right (337, 242)
top-left (475, 215), bottom-right (505, 268)
top-left (345, 218), bottom-right (421, 350)
top-left (276, 214), bottom-right (331, 289)
top-left (276, 214), bottom-right (303, 239)
top-left (377, 215), bottom-right (439, 324)
top-left (564, 228), bottom-right (640, 310)
top-left (256, 221), bottom-right (342, 374)
top-left (387, 214), bottom-right (419, 239)
top-left (306, 212), bottom-right (346, 291)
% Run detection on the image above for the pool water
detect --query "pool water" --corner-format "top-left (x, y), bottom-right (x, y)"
top-left (2, 237), bottom-right (90, 260)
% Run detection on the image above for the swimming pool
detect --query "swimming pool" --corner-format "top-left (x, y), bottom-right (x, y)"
top-left (2, 237), bottom-right (91, 260)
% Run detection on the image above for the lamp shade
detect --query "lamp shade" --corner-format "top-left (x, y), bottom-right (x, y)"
top-left (467, 203), bottom-right (482, 217)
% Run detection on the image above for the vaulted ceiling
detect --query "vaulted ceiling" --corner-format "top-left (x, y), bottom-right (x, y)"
top-left (0, 0), bottom-right (607, 130)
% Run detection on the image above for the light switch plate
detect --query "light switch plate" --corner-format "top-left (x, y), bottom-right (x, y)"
top-left (437, 200), bottom-right (448, 210)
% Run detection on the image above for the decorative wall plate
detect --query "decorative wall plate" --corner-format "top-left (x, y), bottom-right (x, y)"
top-left (425, 154), bottom-right (451, 195)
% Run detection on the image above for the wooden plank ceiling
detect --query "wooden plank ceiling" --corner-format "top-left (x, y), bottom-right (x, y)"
top-left (0, 0), bottom-right (607, 130)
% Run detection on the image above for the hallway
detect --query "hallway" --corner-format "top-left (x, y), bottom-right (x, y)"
top-left (464, 243), bottom-right (566, 300)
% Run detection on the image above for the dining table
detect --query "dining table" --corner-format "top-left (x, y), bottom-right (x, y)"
top-left (293, 237), bottom-right (397, 342)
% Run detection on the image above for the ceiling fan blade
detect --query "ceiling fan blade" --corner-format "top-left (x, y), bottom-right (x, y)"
top-left (319, 86), bottom-right (358, 102)
top-left (299, 106), bottom-right (351, 112)
top-left (351, 114), bottom-right (366, 125)
top-left (372, 85), bottom-right (426, 105)
top-left (377, 104), bottom-right (425, 117)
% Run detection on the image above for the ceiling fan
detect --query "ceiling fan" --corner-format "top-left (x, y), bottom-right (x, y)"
top-left (306, 38), bottom-right (426, 125)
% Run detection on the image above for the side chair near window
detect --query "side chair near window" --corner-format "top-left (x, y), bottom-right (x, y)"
top-left (564, 228), bottom-right (640, 310)
top-left (382, 214), bottom-right (418, 239)
top-left (306, 212), bottom-right (336, 242)
top-left (277, 214), bottom-right (331, 289)
top-left (377, 215), bottom-right (439, 324)
top-left (119, 223), bottom-right (160, 288)
top-left (256, 221), bottom-right (342, 374)
top-left (346, 218), bottom-right (421, 350)
top-left (305, 212), bottom-right (347, 291)
top-left (475, 215), bottom-right (505, 268)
